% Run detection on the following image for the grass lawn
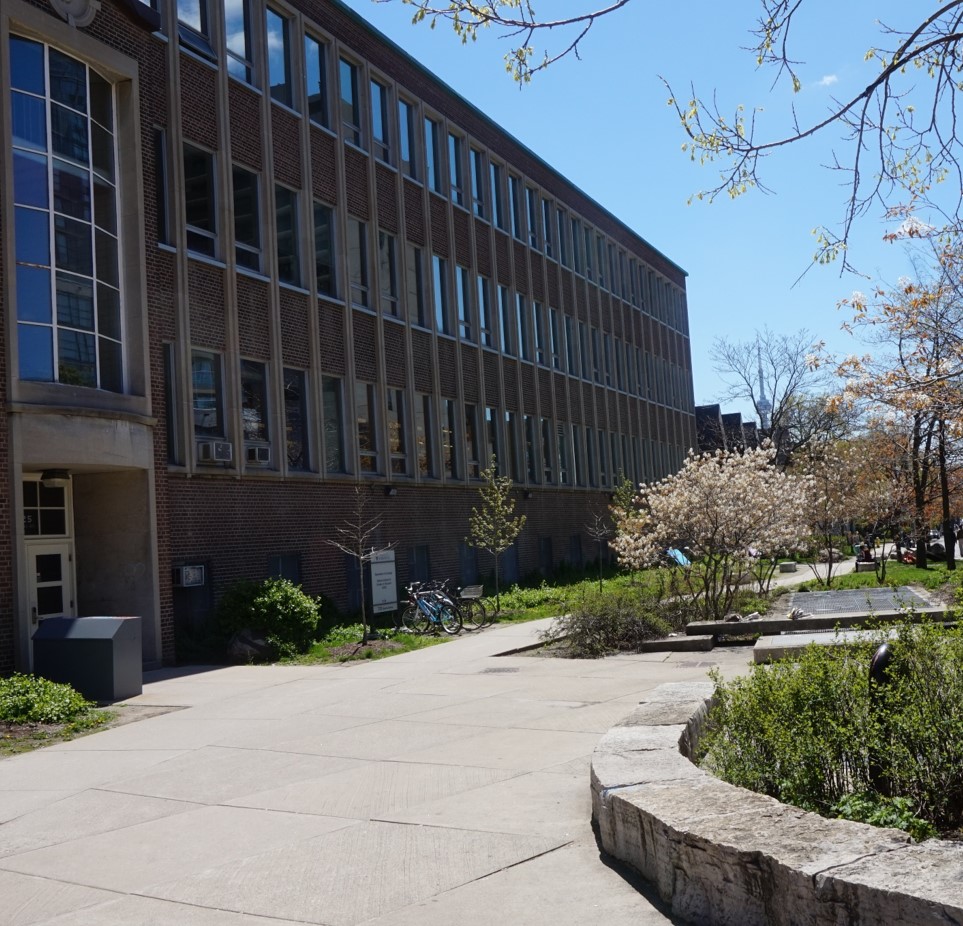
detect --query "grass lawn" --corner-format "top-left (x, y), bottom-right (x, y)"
top-left (795, 560), bottom-right (962, 593)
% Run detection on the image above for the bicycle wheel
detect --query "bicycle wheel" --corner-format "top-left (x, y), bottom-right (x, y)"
top-left (437, 602), bottom-right (462, 635)
top-left (480, 597), bottom-right (499, 625)
top-left (401, 606), bottom-right (429, 634)
top-left (459, 598), bottom-right (486, 631)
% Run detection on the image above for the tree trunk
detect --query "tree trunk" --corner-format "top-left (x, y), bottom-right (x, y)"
top-left (939, 419), bottom-right (955, 570)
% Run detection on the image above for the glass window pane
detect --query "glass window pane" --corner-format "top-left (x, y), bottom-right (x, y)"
top-left (18, 323), bottom-right (54, 381)
top-left (13, 151), bottom-right (48, 208)
top-left (284, 368), bottom-right (309, 470)
top-left (314, 203), bottom-right (335, 296)
top-left (39, 508), bottom-right (67, 535)
top-left (15, 207), bottom-right (50, 266)
top-left (304, 35), bottom-right (327, 126)
top-left (91, 123), bottom-right (114, 181)
top-left (11, 91), bottom-right (47, 150)
top-left (97, 283), bottom-right (121, 340)
top-left (16, 266), bottom-right (52, 323)
top-left (54, 214), bottom-right (93, 276)
top-left (93, 176), bottom-right (116, 233)
top-left (98, 336), bottom-right (122, 393)
top-left (241, 359), bottom-right (269, 442)
top-left (58, 328), bottom-right (97, 387)
top-left (88, 69), bottom-right (112, 127)
top-left (37, 586), bottom-right (64, 615)
top-left (56, 272), bottom-right (94, 330)
top-left (51, 104), bottom-right (89, 164)
top-left (53, 159), bottom-right (92, 221)
top-left (10, 37), bottom-right (45, 95)
top-left (49, 49), bottom-right (87, 113)
top-left (267, 8), bottom-right (292, 107)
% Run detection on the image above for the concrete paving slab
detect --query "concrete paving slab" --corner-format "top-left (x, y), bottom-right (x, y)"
top-left (358, 841), bottom-right (675, 926)
top-left (0, 869), bottom-right (117, 926)
top-left (0, 790), bottom-right (78, 824)
top-left (144, 820), bottom-right (566, 926)
top-left (0, 805), bottom-right (355, 893)
top-left (397, 726), bottom-right (602, 772)
top-left (0, 789), bottom-right (194, 858)
top-left (39, 895), bottom-right (306, 926)
top-left (100, 745), bottom-right (362, 803)
top-left (0, 748), bottom-right (186, 791)
top-left (227, 759), bottom-right (518, 819)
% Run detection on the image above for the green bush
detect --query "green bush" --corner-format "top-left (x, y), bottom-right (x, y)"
top-left (0, 673), bottom-right (94, 724)
top-left (540, 587), bottom-right (675, 658)
top-left (218, 577), bottom-right (321, 658)
top-left (699, 621), bottom-right (963, 837)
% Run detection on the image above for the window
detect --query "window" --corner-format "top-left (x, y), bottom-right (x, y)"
top-left (533, 302), bottom-right (546, 365)
top-left (356, 381), bottom-right (378, 473)
top-left (611, 432), bottom-right (620, 480)
top-left (516, 295), bottom-right (531, 361)
top-left (406, 244), bottom-right (427, 326)
top-left (490, 161), bottom-right (506, 229)
top-left (586, 427), bottom-right (598, 487)
top-left (347, 217), bottom-right (369, 307)
top-left (549, 307), bottom-right (561, 370)
top-left (313, 202), bottom-right (336, 297)
top-left (387, 388), bottom-right (407, 474)
top-left (615, 338), bottom-right (625, 390)
top-left (509, 175), bottom-right (523, 239)
top-left (275, 185), bottom-right (299, 285)
top-left (557, 208), bottom-right (569, 267)
top-left (12, 38), bottom-right (124, 391)
top-left (573, 425), bottom-right (584, 486)
top-left (541, 418), bottom-right (554, 483)
top-left (322, 375), bottom-right (345, 472)
top-left (339, 58), bottom-right (362, 147)
top-left (399, 98), bottom-right (417, 179)
top-left (484, 406), bottom-right (500, 472)
top-left (499, 285), bottom-right (514, 356)
top-left (232, 166), bottom-right (260, 271)
top-left (191, 350), bottom-right (223, 437)
top-left (584, 225), bottom-right (594, 281)
top-left (565, 315), bottom-right (577, 374)
top-left (266, 9), bottom-right (293, 109)
top-left (370, 79), bottom-right (390, 162)
top-left (184, 145), bottom-right (217, 257)
top-left (283, 368), bottom-right (309, 471)
top-left (571, 217), bottom-right (583, 274)
top-left (177, 0), bottom-right (214, 58)
top-left (456, 265), bottom-right (473, 340)
top-left (608, 243), bottom-right (618, 296)
top-left (526, 187), bottom-right (539, 249)
top-left (448, 133), bottom-right (464, 206)
top-left (241, 359), bottom-right (269, 444)
top-left (591, 327), bottom-right (602, 382)
top-left (432, 254), bottom-right (450, 334)
top-left (442, 398), bottom-right (458, 478)
top-left (578, 321), bottom-right (589, 379)
top-left (597, 235), bottom-right (606, 289)
top-left (524, 415), bottom-right (538, 482)
top-left (599, 429), bottom-right (608, 487)
top-left (542, 199), bottom-right (554, 259)
top-left (425, 117), bottom-right (443, 193)
top-left (225, 0), bottom-right (254, 83)
top-left (378, 230), bottom-right (399, 316)
top-left (603, 332), bottom-right (613, 386)
top-left (465, 404), bottom-right (481, 477)
top-left (415, 393), bottom-right (435, 476)
top-left (557, 423), bottom-right (570, 485)
top-left (304, 35), bottom-right (329, 127)
top-left (505, 410), bottom-right (521, 481)
top-left (477, 275), bottom-right (494, 348)
top-left (470, 147), bottom-right (485, 218)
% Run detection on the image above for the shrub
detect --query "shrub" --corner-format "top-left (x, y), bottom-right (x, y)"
top-left (0, 673), bottom-right (94, 724)
top-left (218, 577), bottom-right (321, 658)
top-left (540, 587), bottom-right (675, 658)
top-left (700, 621), bottom-right (963, 837)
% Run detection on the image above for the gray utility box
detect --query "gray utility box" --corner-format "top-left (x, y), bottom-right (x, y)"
top-left (32, 616), bottom-right (142, 702)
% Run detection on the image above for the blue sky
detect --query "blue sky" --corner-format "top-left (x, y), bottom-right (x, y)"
top-left (339, 0), bottom-right (920, 419)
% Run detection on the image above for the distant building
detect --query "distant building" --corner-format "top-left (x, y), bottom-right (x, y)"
top-left (1, 0), bottom-right (697, 671)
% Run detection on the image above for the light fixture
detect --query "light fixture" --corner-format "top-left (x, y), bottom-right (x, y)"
top-left (40, 469), bottom-right (70, 489)
top-left (384, 485), bottom-right (397, 497)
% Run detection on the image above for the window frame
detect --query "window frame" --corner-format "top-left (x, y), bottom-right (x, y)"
top-left (339, 56), bottom-right (363, 148)
top-left (304, 33), bottom-right (330, 128)
top-left (232, 164), bottom-right (261, 272)
top-left (274, 183), bottom-right (300, 286)
top-left (266, 7), bottom-right (295, 110)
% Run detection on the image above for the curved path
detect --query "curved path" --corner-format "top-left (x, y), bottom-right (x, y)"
top-left (0, 620), bottom-right (750, 926)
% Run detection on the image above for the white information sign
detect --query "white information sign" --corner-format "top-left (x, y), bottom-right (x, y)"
top-left (369, 549), bottom-right (397, 615)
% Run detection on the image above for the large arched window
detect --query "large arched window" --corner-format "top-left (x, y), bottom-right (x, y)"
top-left (10, 34), bottom-right (123, 392)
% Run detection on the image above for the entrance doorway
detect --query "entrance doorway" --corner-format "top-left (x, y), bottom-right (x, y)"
top-left (23, 478), bottom-right (76, 627)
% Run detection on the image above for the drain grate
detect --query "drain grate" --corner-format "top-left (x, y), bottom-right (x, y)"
top-left (788, 585), bottom-right (931, 615)
top-left (480, 667), bottom-right (520, 674)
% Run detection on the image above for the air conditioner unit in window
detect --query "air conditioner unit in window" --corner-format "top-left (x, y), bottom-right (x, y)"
top-left (246, 445), bottom-right (271, 465)
top-left (197, 440), bottom-right (233, 463)
top-left (172, 564), bottom-right (206, 588)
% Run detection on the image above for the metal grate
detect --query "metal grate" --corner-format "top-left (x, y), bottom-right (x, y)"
top-left (788, 586), bottom-right (931, 615)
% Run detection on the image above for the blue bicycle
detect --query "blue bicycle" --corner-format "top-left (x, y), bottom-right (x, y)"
top-left (401, 582), bottom-right (462, 635)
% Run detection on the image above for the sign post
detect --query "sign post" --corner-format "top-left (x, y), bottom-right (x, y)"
top-left (369, 550), bottom-right (397, 619)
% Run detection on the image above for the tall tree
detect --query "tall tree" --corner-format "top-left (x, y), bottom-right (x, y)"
top-left (382, 1), bottom-right (963, 259)
top-left (467, 455), bottom-right (527, 611)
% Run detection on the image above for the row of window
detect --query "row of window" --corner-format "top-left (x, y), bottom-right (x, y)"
top-left (167, 0), bottom-right (687, 334)
top-left (165, 144), bottom-right (690, 410)
top-left (180, 348), bottom-right (685, 485)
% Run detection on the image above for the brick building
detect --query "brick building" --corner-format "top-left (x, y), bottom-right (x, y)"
top-left (0, 0), bottom-right (696, 672)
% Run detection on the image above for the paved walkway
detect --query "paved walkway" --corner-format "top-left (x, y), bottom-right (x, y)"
top-left (0, 619), bottom-right (752, 926)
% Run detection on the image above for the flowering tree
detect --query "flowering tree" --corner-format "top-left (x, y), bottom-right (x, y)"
top-left (612, 445), bottom-right (811, 620)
